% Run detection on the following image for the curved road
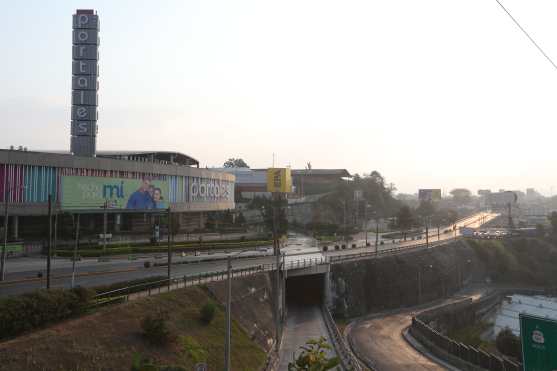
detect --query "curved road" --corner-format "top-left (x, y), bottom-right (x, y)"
top-left (348, 288), bottom-right (486, 371)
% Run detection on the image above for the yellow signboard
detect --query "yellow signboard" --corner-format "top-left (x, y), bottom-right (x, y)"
top-left (267, 168), bottom-right (292, 193)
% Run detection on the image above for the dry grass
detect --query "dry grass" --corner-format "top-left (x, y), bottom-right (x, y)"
top-left (0, 286), bottom-right (266, 371)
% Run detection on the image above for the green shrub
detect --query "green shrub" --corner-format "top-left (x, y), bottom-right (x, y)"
top-left (180, 335), bottom-right (208, 364)
top-left (0, 287), bottom-right (93, 340)
top-left (199, 302), bottom-right (216, 324)
top-left (496, 328), bottom-right (522, 360)
top-left (131, 353), bottom-right (187, 371)
top-left (141, 311), bottom-right (171, 345)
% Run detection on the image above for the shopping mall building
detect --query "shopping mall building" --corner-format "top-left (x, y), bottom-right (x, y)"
top-left (0, 149), bottom-right (234, 240)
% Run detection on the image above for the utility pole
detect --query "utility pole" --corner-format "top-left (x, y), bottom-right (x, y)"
top-left (71, 214), bottom-right (80, 288)
top-left (46, 194), bottom-right (52, 289)
top-left (1, 177), bottom-right (9, 281)
top-left (417, 269), bottom-right (422, 304)
top-left (225, 255), bottom-right (232, 371)
top-left (167, 208), bottom-right (172, 286)
top-left (425, 216), bottom-right (429, 248)
top-left (375, 217), bottom-right (379, 253)
top-left (53, 213), bottom-right (58, 259)
top-left (364, 204), bottom-right (368, 246)
top-left (342, 200), bottom-right (347, 242)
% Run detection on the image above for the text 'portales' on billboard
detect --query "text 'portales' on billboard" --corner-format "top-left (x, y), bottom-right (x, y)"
top-left (190, 179), bottom-right (233, 202)
top-left (61, 176), bottom-right (169, 210)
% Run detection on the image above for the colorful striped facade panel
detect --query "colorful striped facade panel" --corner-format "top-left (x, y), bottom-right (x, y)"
top-left (0, 164), bottom-right (233, 205)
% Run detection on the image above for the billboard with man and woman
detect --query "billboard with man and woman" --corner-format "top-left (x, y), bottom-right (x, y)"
top-left (61, 176), bottom-right (168, 210)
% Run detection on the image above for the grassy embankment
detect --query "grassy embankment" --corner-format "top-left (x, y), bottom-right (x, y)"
top-left (0, 286), bottom-right (266, 371)
top-left (467, 238), bottom-right (557, 286)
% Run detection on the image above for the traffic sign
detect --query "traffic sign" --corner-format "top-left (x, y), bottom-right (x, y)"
top-left (520, 313), bottom-right (557, 371)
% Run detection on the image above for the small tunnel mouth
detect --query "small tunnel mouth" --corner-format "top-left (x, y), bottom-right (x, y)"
top-left (285, 274), bottom-right (325, 306)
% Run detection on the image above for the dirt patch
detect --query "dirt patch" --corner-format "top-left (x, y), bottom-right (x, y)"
top-left (0, 286), bottom-right (266, 371)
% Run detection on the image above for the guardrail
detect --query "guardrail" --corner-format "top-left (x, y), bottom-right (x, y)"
top-left (322, 305), bottom-right (364, 371)
top-left (328, 238), bottom-right (451, 264)
top-left (92, 256), bottom-right (329, 306)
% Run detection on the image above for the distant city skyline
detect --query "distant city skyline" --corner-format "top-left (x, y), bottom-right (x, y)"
top-left (2, 1), bottom-right (557, 195)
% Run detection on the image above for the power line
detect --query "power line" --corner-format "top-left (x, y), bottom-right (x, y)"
top-left (494, 0), bottom-right (557, 71)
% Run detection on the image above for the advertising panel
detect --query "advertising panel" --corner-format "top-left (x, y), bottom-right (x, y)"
top-left (487, 191), bottom-right (517, 207)
top-left (267, 168), bottom-right (292, 193)
top-left (61, 176), bottom-right (169, 210)
top-left (520, 314), bottom-right (557, 371)
top-left (418, 189), bottom-right (442, 202)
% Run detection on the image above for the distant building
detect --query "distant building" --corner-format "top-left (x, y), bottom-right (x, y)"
top-left (291, 169), bottom-right (351, 196)
top-left (214, 168), bottom-right (351, 201)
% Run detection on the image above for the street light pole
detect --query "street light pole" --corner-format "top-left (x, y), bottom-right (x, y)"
top-left (225, 255), bottom-right (232, 371)
top-left (1, 177), bottom-right (9, 281)
top-left (167, 207), bottom-right (172, 286)
top-left (46, 194), bottom-right (52, 289)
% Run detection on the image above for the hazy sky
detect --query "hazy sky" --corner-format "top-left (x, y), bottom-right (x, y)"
top-left (2, 1), bottom-right (557, 195)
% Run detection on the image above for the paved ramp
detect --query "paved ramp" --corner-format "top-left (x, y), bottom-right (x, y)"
top-left (278, 304), bottom-right (337, 370)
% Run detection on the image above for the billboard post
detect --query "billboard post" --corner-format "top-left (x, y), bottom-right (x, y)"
top-left (266, 168), bottom-right (292, 354)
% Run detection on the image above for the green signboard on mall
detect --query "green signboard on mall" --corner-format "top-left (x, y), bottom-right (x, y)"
top-left (61, 176), bottom-right (169, 210)
top-left (520, 313), bottom-right (557, 371)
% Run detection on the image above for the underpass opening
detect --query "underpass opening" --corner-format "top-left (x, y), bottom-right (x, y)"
top-left (285, 273), bottom-right (326, 306)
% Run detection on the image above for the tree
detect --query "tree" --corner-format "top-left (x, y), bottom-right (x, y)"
top-left (450, 188), bottom-right (472, 205)
top-left (496, 328), bottom-right (522, 360)
top-left (223, 158), bottom-right (249, 168)
top-left (288, 337), bottom-right (340, 371)
top-left (548, 212), bottom-right (557, 235)
top-left (236, 212), bottom-right (246, 225)
top-left (396, 205), bottom-right (414, 241)
top-left (536, 223), bottom-right (546, 237)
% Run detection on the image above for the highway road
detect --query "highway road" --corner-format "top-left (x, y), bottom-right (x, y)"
top-left (347, 287), bottom-right (486, 371)
top-left (0, 212), bottom-right (496, 297)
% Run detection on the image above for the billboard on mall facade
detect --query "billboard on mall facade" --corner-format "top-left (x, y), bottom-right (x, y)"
top-left (61, 176), bottom-right (169, 210)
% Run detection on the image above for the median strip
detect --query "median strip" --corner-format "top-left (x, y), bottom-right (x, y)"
top-left (0, 267), bottom-right (140, 286)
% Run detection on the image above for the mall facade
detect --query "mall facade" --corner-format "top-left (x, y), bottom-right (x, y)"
top-left (0, 149), bottom-right (235, 240)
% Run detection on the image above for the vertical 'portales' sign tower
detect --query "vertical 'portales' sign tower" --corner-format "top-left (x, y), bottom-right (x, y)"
top-left (70, 9), bottom-right (99, 157)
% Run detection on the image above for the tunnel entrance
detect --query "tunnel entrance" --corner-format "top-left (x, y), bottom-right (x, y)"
top-left (285, 273), bottom-right (325, 306)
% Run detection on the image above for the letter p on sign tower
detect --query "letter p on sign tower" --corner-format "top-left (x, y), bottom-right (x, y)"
top-left (70, 9), bottom-right (99, 157)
